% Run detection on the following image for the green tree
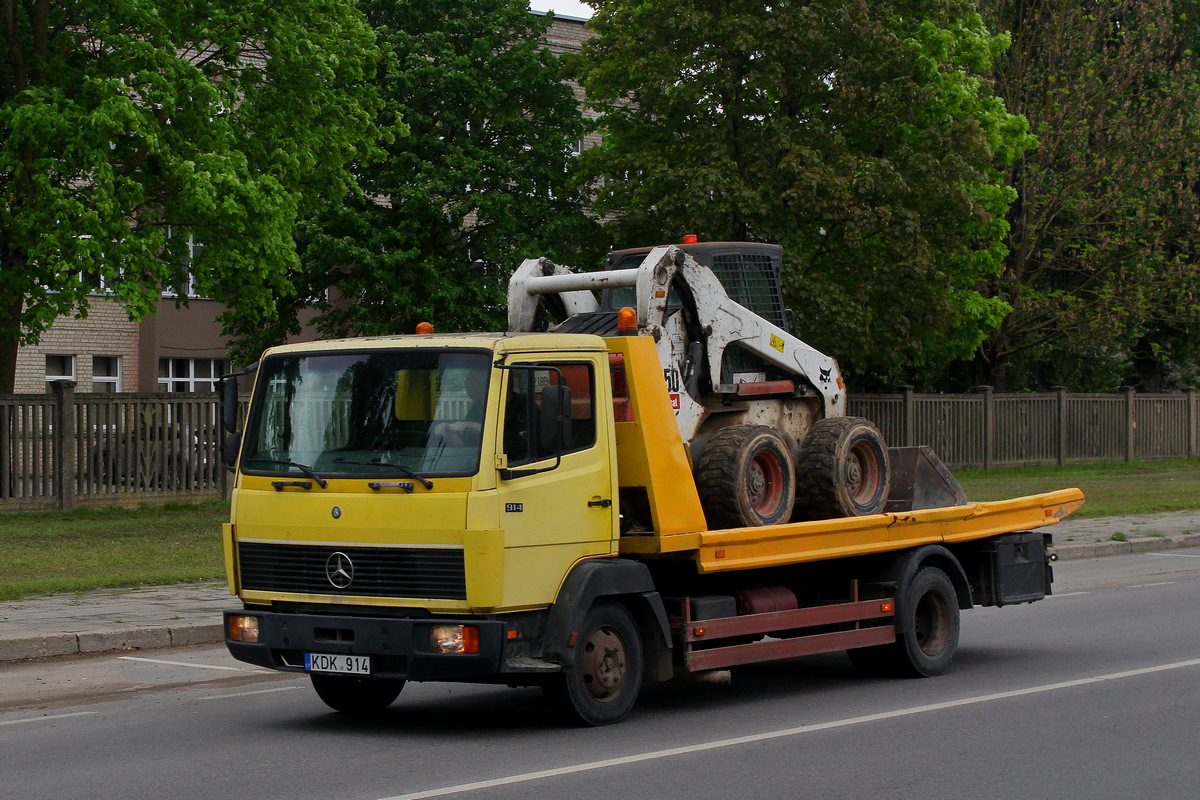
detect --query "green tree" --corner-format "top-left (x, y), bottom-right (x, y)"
top-left (0, 0), bottom-right (383, 391)
top-left (577, 0), bottom-right (1032, 388)
top-left (281, 0), bottom-right (597, 344)
top-left (972, 0), bottom-right (1200, 391)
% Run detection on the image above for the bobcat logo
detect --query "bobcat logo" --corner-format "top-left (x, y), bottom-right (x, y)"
top-left (819, 367), bottom-right (832, 384)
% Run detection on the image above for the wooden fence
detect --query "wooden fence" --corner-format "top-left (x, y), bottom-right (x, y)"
top-left (0, 383), bottom-right (224, 512)
top-left (2, 383), bottom-right (1197, 512)
top-left (849, 386), bottom-right (1200, 470)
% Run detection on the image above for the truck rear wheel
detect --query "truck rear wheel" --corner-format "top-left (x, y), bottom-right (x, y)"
top-left (310, 674), bottom-right (405, 715)
top-left (849, 566), bottom-right (960, 677)
top-left (795, 416), bottom-right (889, 520)
top-left (696, 425), bottom-right (795, 528)
top-left (545, 601), bottom-right (643, 726)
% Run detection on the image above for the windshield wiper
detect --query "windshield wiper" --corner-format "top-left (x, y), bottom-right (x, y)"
top-left (245, 458), bottom-right (328, 488)
top-left (333, 458), bottom-right (434, 490)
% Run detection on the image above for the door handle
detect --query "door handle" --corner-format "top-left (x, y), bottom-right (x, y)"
top-left (588, 498), bottom-right (612, 508)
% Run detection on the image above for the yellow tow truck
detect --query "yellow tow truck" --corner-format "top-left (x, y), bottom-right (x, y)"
top-left (219, 313), bottom-right (1082, 725)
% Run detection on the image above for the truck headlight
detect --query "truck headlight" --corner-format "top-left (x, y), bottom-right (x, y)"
top-left (228, 614), bottom-right (260, 643)
top-left (430, 625), bottom-right (479, 654)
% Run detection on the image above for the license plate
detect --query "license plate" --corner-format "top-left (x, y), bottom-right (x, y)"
top-left (304, 653), bottom-right (371, 675)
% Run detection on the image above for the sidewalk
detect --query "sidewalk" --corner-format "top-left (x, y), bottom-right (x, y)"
top-left (3, 511), bottom-right (1200, 664)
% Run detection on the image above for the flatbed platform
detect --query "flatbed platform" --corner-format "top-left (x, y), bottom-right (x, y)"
top-left (620, 488), bottom-right (1086, 573)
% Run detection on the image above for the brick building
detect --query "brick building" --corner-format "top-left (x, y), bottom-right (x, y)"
top-left (13, 13), bottom-right (594, 394)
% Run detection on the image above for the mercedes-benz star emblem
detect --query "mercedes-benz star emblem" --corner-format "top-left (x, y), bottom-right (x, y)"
top-left (325, 551), bottom-right (354, 589)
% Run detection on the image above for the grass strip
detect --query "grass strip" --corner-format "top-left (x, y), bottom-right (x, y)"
top-left (0, 501), bottom-right (227, 601)
top-left (954, 459), bottom-right (1200, 518)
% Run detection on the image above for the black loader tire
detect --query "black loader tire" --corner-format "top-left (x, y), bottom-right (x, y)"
top-left (795, 416), bottom-right (889, 520)
top-left (545, 601), bottom-right (644, 726)
top-left (848, 566), bottom-right (961, 678)
top-left (310, 674), bottom-right (405, 715)
top-left (695, 425), bottom-right (796, 528)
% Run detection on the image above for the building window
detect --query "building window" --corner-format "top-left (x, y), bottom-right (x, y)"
top-left (160, 233), bottom-right (207, 299)
top-left (159, 357), bottom-right (228, 392)
top-left (45, 354), bottom-right (76, 392)
top-left (92, 356), bottom-right (121, 393)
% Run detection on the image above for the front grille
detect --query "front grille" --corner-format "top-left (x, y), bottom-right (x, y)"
top-left (238, 542), bottom-right (466, 600)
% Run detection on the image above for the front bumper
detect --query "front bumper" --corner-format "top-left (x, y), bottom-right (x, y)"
top-left (224, 609), bottom-right (506, 681)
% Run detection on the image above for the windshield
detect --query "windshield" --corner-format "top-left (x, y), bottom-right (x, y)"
top-left (242, 349), bottom-right (491, 479)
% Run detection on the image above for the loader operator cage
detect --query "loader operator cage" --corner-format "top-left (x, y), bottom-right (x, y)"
top-left (240, 349), bottom-right (492, 479)
top-left (602, 242), bottom-right (788, 330)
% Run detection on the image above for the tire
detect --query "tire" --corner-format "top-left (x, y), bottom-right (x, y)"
top-left (795, 416), bottom-right (889, 520)
top-left (310, 674), bottom-right (405, 715)
top-left (545, 602), bottom-right (643, 726)
top-left (695, 425), bottom-right (796, 528)
top-left (848, 566), bottom-right (960, 678)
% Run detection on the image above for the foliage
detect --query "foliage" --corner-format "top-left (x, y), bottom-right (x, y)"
top-left (970, 0), bottom-right (1200, 391)
top-left (0, 0), bottom-right (384, 390)
top-left (576, 0), bottom-right (1032, 389)
top-left (266, 0), bottom-right (600, 351)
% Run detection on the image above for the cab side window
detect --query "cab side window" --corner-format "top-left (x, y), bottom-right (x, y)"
top-left (503, 362), bottom-right (596, 468)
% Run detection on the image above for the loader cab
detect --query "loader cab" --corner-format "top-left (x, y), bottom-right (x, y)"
top-left (602, 241), bottom-right (788, 331)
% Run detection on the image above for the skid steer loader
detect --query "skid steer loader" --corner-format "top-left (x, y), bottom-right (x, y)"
top-left (507, 240), bottom-right (893, 529)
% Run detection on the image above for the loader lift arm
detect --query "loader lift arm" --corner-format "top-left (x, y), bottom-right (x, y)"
top-left (508, 245), bottom-right (846, 418)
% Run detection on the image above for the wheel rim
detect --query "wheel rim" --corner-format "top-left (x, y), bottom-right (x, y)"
top-left (581, 624), bottom-right (628, 702)
top-left (748, 449), bottom-right (785, 516)
top-left (845, 441), bottom-right (881, 504)
top-left (913, 589), bottom-right (950, 656)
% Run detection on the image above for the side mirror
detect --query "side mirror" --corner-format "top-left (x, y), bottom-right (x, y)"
top-left (220, 375), bottom-right (240, 434)
top-left (222, 431), bottom-right (241, 472)
top-left (538, 384), bottom-right (572, 455)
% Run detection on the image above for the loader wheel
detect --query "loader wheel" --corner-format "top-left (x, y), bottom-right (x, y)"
top-left (695, 425), bottom-right (795, 528)
top-left (310, 675), bottom-right (404, 715)
top-left (795, 416), bottom-right (889, 520)
top-left (545, 602), bottom-right (643, 726)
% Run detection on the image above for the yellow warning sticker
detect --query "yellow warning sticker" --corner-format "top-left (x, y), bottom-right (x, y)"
top-left (769, 334), bottom-right (785, 353)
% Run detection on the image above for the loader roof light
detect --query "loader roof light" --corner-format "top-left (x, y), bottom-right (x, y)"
top-left (617, 306), bottom-right (638, 334)
top-left (683, 234), bottom-right (698, 244)
top-left (415, 321), bottom-right (434, 334)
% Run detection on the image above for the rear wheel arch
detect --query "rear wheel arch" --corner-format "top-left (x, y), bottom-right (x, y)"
top-left (886, 545), bottom-right (973, 628)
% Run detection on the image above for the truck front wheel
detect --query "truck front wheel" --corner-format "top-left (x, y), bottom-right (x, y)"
top-left (849, 566), bottom-right (960, 678)
top-left (310, 674), bottom-right (405, 715)
top-left (546, 602), bottom-right (643, 726)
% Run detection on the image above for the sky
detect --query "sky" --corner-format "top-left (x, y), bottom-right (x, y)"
top-left (528, 1), bottom-right (595, 19)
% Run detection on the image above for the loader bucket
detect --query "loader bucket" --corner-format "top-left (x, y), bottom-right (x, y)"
top-left (884, 446), bottom-right (968, 512)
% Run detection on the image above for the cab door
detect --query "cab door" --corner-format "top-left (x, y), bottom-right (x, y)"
top-left (494, 356), bottom-right (616, 608)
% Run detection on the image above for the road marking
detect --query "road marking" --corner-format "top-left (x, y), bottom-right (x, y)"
top-left (1044, 591), bottom-right (1089, 598)
top-left (1128, 581), bottom-right (1175, 588)
top-left (117, 656), bottom-right (245, 671)
top-left (197, 685), bottom-right (304, 701)
top-left (376, 657), bottom-right (1200, 800)
top-left (1149, 552), bottom-right (1200, 559)
top-left (0, 712), bottom-right (97, 727)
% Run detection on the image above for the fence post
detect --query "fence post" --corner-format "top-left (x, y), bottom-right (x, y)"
top-left (1188, 387), bottom-right (1198, 460)
top-left (1055, 386), bottom-right (1068, 466)
top-left (977, 385), bottom-right (994, 470)
top-left (900, 385), bottom-right (915, 447)
top-left (1123, 386), bottom-right (1136, 463)
top-left (51, 380), bottom-right (76, 512)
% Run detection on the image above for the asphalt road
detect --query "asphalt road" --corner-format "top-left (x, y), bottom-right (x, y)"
top-left (2, 549), bottom-right (1199, 800)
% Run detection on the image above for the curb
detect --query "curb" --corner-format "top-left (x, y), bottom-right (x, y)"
top-left (1050, 531), bottom-right (1200, 561)
top-left (0, 622), bottom-right (223, 663)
